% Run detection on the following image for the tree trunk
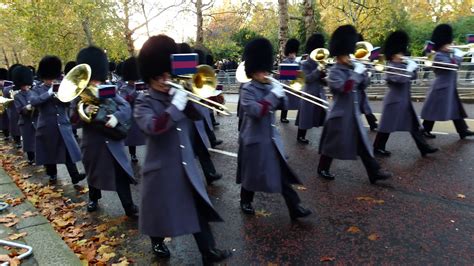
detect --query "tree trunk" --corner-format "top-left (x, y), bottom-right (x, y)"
top-left (278, 0), bottom-right (289, 62)
top-left (12, 47), bottom-right (19, 64)
top-left (123, 1), bottom-right (135, 56)
top-left (303, 0), bottom-right (315, 40)
top-left (195, 0), bottom-right (204, 46)
top-left (81, 17), bottom-right (94, 46)
top-left (141, 0), bottom-right (151, 37)
top-left (2, 47), bottom-right (9, 67)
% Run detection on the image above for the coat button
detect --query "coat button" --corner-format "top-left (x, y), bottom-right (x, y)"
top-left (272, 137), bottom-right (276, 140)
top-left (57, 114), bottom-right (59, 116)
top-left (180, 145), bottom-right (185, 149)
top-left (176, 128), bottom-right (182, 131)
top-left (271, 124), bottom-right (276, 127)
top-left (182, 162), bottom-right (187, 165)
top-left (105, 141), bottom-right (109, 144)
top-left (269, 111), bottom-right (274, 114)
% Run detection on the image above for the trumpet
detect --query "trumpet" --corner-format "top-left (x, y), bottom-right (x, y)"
top-left (235, 62), bottom-right (329, 109)
top-left (169, 65), bottom-right (230, 116)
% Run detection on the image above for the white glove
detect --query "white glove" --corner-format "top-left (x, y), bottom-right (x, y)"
top-left (105, 114), bottom-right (118, 128)
top-left (47, 86), bottom-right (54, 96)
top-left (266, 77), bottom-right (285, 98)
top-left (85, 105), bottom-right (99, 116)
top-left (353, 62), bottom-right (366, 74)
top-left (406, 59), bottom-right (418, 72)
top-left (453, 48), bottom-right (466, 58)
top-left (171, 89), bottom-right (188, 111)
top-left (25, 104), bottom-right (32, 111)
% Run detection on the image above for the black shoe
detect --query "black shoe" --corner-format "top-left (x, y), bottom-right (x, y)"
top-left (131, 155), bottom-right (138, 163)
top-left (459, 130), bottom-right (474, 139)
top-left (87, 201), bottom-right (98, 212)
top-left (28, 160), bottom-right (35, 166)
top-left (297, 137), bottom-right (309, 144)
top-left (202, 249), bottom-right (232, 265)
top-left (318, 170), bottom-right (335, 180)
top-left (374, 148), bottom-right (391, 157)
top-left (212, 122), bottom-right (220, 127)
top-left (15, 144), bottom-right (22, 149)
top-left (211, 140), bottom-right (223, 148)
top-left (369, 169), bottom-right (392, 184)
top-left (423, 131), bottom-right (436, 138)
top-left (124, 204), bottom-right (139, 218)
top-left (280, 118), bottom-right (290, 123)
top-left (240, 202), bottom-right (255, 215)
top-left (71, 173), bottom-right (86, 185)
top-left (420, 146), bottom-right (439, 157)
top-left (206, 172), bottom-right (222, 185)
top-left (289, 205), bottom-right (312, 220)
top-left (49, 175), bottom-right (57, 184)
top-left (2, 137), bottom-right (9, 141)
top-left (370, 125), bottom-right (378, 132)
top-left (152, 242), bottom-right (170, 258)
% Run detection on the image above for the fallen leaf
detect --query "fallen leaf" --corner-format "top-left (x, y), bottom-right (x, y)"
top-left (9, 257), bottom-right (20, 266)
top-left (294, 185), bottom-right (307, 191)
top-left (320, 256), bottom-right (336, 262)
top-left (0, 254), bottom-right (10, 262)
top-left (95, 224), bottom-right (108, 233)
top-left (5, 218), bottom-right (20, 227)
top-left (21, 211), bottom-right (37, 218)
top-left (100, 252), bottom-right (116, 262)
top-left (8, 232), bottom-right (27, 240)
top-left (97, 245), bottom-right (113, 255)
top-left (255, 209), bottom-right (272, 217)
top-left (368, 233), bottom-right (380, 241)
top-left (347, 226), bottom-right (361, 234)
top-left (457, 194), bottom-right (466, 199)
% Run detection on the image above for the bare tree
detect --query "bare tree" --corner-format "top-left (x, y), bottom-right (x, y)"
top-left (278, 0), bottom-right (289, 61)
top-left (190, 0), bottom-right (215, 47)
top-left (303, 0), bottom-right (315, 39)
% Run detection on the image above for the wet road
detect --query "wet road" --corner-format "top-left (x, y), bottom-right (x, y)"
top-left (23, 100), bottom-right (474, 264)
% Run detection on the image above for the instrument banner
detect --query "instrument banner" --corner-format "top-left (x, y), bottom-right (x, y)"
top-left (98, 85), bottom-right (116, 99)
top-left (171, 53), bottom-right (198, 75)
top-left (467, 34), bottom-right (474, 44)
top-left (135, 81), bottom-right (146, 91)
top-left (279, 64), bottom-right (299, 80)
top-left (424, 41), bottom-right (434, 54)
top-left (3, 81), bottom-right (13, 87)
top-left (369, 47), bottom-right (381, 61)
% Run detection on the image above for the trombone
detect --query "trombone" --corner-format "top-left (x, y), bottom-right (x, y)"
top-left (235, 61), bottom-right (329, 109)
top-left (169, 65), bottom-right (230, 116)
top-left (403, 54), bottom-right (458, 71)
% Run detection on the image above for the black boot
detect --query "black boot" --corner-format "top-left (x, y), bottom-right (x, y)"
top-left (202, 249), bottom-right (232, 265)
top-left (49, 175), bottom-right (57, 184)
top-left (71, 173), bottom-right (86, 185)
top-left (297, 129), bottom-right (309, 144)
top-left (152, 242), bottom-right (170, 258)
top-left (240, 202), bottom-right (255, 215)
top-left (124, 204), bottom-right (139, 218)
top-left (374, 148), bottom-right (391, 157)
top-left (280, 110), bottom-right (289, 123)
top-left (368, 169), bottom-right (392, 184)
top-left (420, 146), bottom-right (439, 156)
top-left (211, 140), bottom-right (223, 148)
top-left (87, 200), bottom-right (98, 212)
top-left (289, 205), bottom-right (312, 220)
top-left (423, 131), bottom-right (436, 138)
top-left (459, 130), bottom-right (474, 139)
top-left (130, 155), bottom-right (138, 163)
top-left (317, 169), bottom-right (335, 180)
top-left (206, 172), bottom-right (222, 185)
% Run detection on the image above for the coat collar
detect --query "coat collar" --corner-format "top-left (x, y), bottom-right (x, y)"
top-left (250, 79), bottom-right (271, 91)
top-left (148, 87), bottom-right (171, 102)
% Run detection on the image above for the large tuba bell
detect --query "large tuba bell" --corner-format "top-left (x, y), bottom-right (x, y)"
top-left (0, 96), bottom-right (14, 115)
top-left (309, 48), bottom-right (331, 70)
top-left (353, 41), bottom-right (374, 61)
top-left (57, 64), bottom-right (99, 123)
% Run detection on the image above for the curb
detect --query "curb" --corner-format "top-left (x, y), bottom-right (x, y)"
top-left (0, 168), bottom-right (81, 266)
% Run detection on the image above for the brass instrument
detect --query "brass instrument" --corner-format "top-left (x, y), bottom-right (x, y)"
top-left (0, 96), bottom-right (14, 114)
top-left (402, 54), bottom-right (458, 71)
top-left (309, 48), bottom-right (331, 70)
top-left (168, 64), bottom-right (230, 116)
top-left (450, 43), bottom-right (474, 52)
top-left (354, 41), bottom-right (373, 61)
top-left (235, 61), bottom-right (329, 109)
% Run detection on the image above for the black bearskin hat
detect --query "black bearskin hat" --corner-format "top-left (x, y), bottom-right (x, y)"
top-left (122, 57), bottom-right (140, 81)
top-left (431, 24), bottom-right (453, 51)
top-left (329, 25), bottom-right (358, 56)
top-left (285, 38), bottom-right (300, 56)
top-left (76, 46), bottom-right (109, 82)
top-left (109, 62), bottom-right (116, 72)
top-left (64, 61), bottom-right (77, 74)
top-left (305, 34), bottom-right (325, 54)
top-left (177, 43), bottom-right (193, 54)
top-left (138, 34), bottom-right (177, 83)
top-left (8, 64), bottom-right (21, 81)
top-left (243, 38), bottom-right (274, 77)
top-left (206, 54), bottom-right (214, 66)
top-left (383, 30), bottom-right (409, 60)
top-left (12, 65), bottom-right (33, 87)
top-left (358, 33), bottom-right (364, 42)
top-left (27, 66), bottom-right (36, 77)
top-left (194, 48), bottom-right (207, 65)
top-left (116, 61), bottom-right (124, 77)
top-left (0, 68), bottom-right (7, 80)
top-left (38, 56), bottom-right (62, 80)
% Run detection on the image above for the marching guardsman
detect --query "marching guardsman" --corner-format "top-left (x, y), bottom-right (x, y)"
top-left (64, 61), bottom-right (80, 139)
top-left (134, 35), bottom-right (231, 263)
top-left (30, 56), bottom-right (85, 184)
top-left (280, 38), bottom-right (301, 123)
top-left (237, 38), bottom-right (311, 219)
top-left (75, 46), bottom-right (138, 216)
top-left (115, 61), bottom-right (126, 89)
top-left (317, 25), bottom-right (391, 184)
top-left (357, 34), bottom-right (378, 131)
top-left (12, 66), bottom-right (37, 164)
top-left (5, 64), bottom-right (22, 148)
top-left (373, 31), bottom-right (438, 157)
top-left (117, 57), bottom-right (146, 163)
top-left (178, 43), bottom-right (223, 184)
top-left (421, 24), bottom-right (474, 139)
top-left (0, 68), bottom-right (11, 140)
top-left (295, 34), bottom-right (327, 144)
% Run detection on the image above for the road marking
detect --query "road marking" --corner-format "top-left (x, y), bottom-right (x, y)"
top-left (208, 148), bottom-right (238, 158)
top-left (431, 131), bottom-right (449, 135)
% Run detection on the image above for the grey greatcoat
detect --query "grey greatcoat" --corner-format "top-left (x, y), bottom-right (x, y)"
top-left (237, 80), bottom-right (302, 193)
top-left (118, 84), bottom-right (146, 146)
top-left (295, 58), bottom-right (327, 129)
top-left (4, 86), bottom-right (20, 137)
top-left (81, 95), bottom-right (136, 191)
top-left (29, 84), bottom-right (81, 165)
top-left (0, 84), bottom-right (9, 131)
top-left (134, 89), bottom-right (221, 237)
top-left (14, 90), bottom-right (37, 152)
top-left (378, 62), bottom-right (420, 133)
top-left (356, 71), bottom-right (373, 115)
top-left (282, 57), bottom-right (300, 110)
top-left (421, 51), bottom-right (466, 121)
top-left (193, 103), bottom-right (213, 149)
top-left (319, 63), bottom-right (373, 160)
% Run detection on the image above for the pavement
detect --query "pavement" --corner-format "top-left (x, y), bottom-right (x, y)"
top-left (0, 97), bottom-right (473, 265)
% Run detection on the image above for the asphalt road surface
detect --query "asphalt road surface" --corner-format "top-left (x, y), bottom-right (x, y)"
top-left (21, 99), bottom-right (474, 265)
